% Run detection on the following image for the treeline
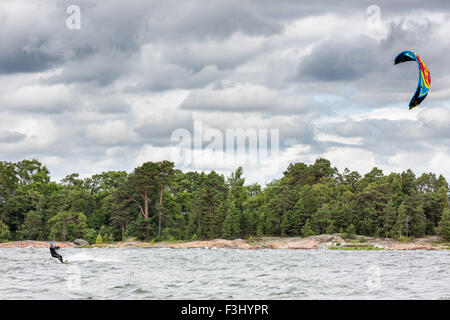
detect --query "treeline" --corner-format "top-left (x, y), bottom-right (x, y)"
top-left (0, 158), bottom-right (449, 243)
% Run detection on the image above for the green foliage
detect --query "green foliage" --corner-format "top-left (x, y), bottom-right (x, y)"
top-left (383, 199), bottom-right (396, 238)
top-left (345, 224), bottom-right (356, 239)
top-left (326, 221), bottom-right (336, 234)
top-left (301, 220), bottom-right (315, 237)
top-left (394, 202), bottom-right (408, 237)
top-left (0, 221), bottom-right (11, 241)
top-left (329, 245), bottom-right (384, 250)
top-left (437, 208), bottom-right (450, 241)
top-left (0, 158), bottom-right (448, 243)
top-left (83, 228), bottom-right (97, 244)
top-left (256, 212), bottom-right (265, 237)
top-left (397, 235), bottom-right (411, 242)
top-left (18, 211), bottom-right (45, 240)
top-left (48, 211), bottom-right (89, 241)
top-left (95, 233), bottom-right (103, 244)
top-left (222, 196), bottom-right (241, 239)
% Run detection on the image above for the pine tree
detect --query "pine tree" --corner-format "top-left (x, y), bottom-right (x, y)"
top-left (1, 157), bottom-right (448, 243)
top-left (383, 199), bottom-right (396, 238)
top-left (437, 208), bottom-right (450, 241)
top-left (301, 219), bottom-right (315, 237)
top-left (394, 202), bottom-right (407, 238)
top-left (222, 196), bottom-right (241, 239)
top-left (96, 233), bottom-right (103, 244)
top-left (256, 212), bottom-right (265, 236)
top-left (281, 210), bottom-right (302, 236)
top-left (0, 221), bottom-right (11, 241)
top-left (345, 224), bottom-right (356, 239)
top-left (402, 191), bottom-right (426, 238)
top-left (326, 221), bottom-right (336, 234)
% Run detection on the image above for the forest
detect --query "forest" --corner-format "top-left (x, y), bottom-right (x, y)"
top-left (1, 158), bottom-right (449, 243)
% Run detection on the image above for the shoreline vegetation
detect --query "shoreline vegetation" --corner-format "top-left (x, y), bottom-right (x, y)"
top-left (1, 234), bottom-right (449, 250)
top-left (1, 158), bottom-right (449, 246)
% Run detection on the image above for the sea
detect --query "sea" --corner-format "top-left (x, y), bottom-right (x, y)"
top-left (0, 248), bottom-right (448, 299)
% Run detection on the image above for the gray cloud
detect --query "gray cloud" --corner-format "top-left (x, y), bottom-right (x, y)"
top-left (321, 107), bottom-right (450, 157)
top-left (179, 84), bottom-right (325, 115)
top-left (93, 100), bottom-right (131, 114)
top-left (0, 131), bottom-right (26, 144)
top-left (0, 39), bottom-right (61, 74)
top-left (1, 0), bottom-right (450, 182)
top-left (133, 110), bottom-right (194, 146)
top-left (301, 39), bottom-right (378, 82)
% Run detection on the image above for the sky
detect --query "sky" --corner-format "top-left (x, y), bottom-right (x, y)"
top-left (0, 0), bottom-right (449, 185)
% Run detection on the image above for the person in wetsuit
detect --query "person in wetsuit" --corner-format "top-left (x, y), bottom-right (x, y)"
top-left (50, 242), bottom-right (64, 263)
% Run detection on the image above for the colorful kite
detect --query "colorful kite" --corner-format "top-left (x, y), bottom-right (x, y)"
top-left (394, 51), bottom-right (431, 109)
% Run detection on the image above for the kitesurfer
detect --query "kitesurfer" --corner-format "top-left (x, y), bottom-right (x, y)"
top-left (50, 242), bottom-right (64, 263)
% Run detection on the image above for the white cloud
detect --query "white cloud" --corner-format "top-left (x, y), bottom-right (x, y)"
top-left (0, 84), bottom-right (74, 113)
top-left (322, 147), bottom-right (377, 174)
top-left (315, 133), bottom-right (363, 146)
top-left (85, 120), bottom-right (136, 145)
top-left (134, 144), bottom-right (175, 167)
top-left (181, 84), bottom-right (313, 114)
top-left (0, 1), bottom-right (449, 184)
top-left (350, 107), bottom-right (419, 121)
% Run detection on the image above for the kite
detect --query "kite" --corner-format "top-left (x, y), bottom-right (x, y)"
top-left (394, 51), bottom-right (430, 109)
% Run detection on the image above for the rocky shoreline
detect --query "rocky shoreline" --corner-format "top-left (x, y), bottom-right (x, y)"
top-left (0, 234), bottom-right (448, 250)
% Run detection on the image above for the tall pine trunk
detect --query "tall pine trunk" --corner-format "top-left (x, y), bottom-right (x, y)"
top-left (145, 218), bottom-right (150, 241)
top-left (158, 185), bottom-right (163, 236)
top-left (62, 220), bottom-right (66, 242)
top-left (144, 189), bottom-right (149, 241)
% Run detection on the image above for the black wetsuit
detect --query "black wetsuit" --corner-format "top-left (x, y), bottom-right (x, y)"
top-left (50, 246), bottom-right (64, 263)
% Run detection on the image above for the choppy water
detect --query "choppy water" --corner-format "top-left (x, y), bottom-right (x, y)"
top-left (0, 248), bottom-right (449, 299)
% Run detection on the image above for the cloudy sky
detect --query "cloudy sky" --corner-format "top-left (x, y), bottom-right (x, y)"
top-left (1, 0), bottom-right (449, 184)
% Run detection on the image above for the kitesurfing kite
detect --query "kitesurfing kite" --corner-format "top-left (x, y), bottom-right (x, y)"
top-left (394, 51), bottom-right (430, 109)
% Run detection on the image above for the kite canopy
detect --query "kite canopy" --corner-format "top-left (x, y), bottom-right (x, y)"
top-left (394, 51), bottom-right (430, 109)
